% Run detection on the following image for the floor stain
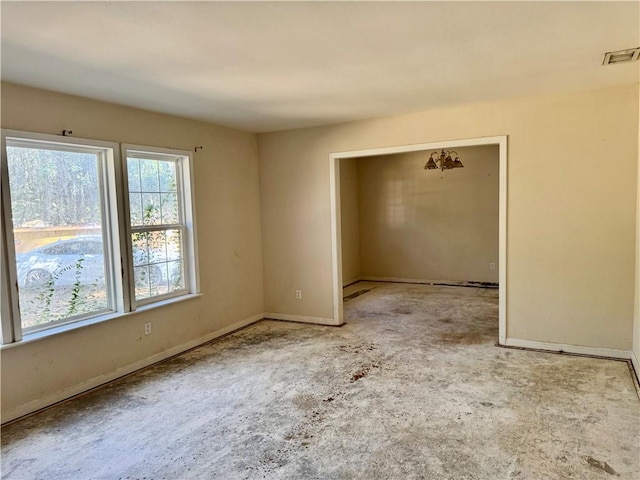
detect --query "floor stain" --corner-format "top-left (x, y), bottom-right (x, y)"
top-left (585, 456), bottom-right (619, 476)
top-left (392, 307), bottom-right (413, 315)
top-left (337, 342), bottom-right (376, 354)
top-left (351, 366), bottom-right (370, 382)
top-left (438, 330), bottom-right (486, 345)
top-left (343, 289), bottom-right (373, 302)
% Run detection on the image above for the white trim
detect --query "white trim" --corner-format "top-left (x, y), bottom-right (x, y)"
top-left (329, 155), bottom-right (344, 325)
top-left (503, 337), bottom-right (632, 360)
top-left (497, 136), bottom-right (508, 345)
top-left (120, 144), bottom-right (200, 310)
top-left (634, 82), bottom-right (640, 390)
top-left (343, 276), bottom-right (362, 287)
top-left (329, 135), bottom-right (508, 341)
top-left (2, 129), bottom-right (121, 151)
top-left (632, 351), bottom-right (640, 385)
top-left (331, 136), bottom-right (505, 159)
top-left (264, 312), bottom-right (338, 326)
top-left (359, 276), bottom-right (498, 286)
top-left (182, 149), bottom-right (200, 294)
top-left (0, 143), bottom-right (16, 343)
top-left (1, 130), bottom-right (121, 343)
top-left (1, 312), bottom-right (264, 424)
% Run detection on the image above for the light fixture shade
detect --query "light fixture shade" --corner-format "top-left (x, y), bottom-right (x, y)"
top-left (444, 155), bottom-right (454, 169)
top-left (452, 157), bottom-right (464, 168)
top-left (424, 158), bottom-right (438, 170)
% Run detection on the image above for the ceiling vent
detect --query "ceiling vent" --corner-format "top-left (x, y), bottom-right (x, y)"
top-left (602, 47), bottom-right (640, 65)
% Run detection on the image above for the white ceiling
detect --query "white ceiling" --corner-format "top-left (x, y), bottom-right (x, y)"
top-left (1, 1), bottom-right (638, 133)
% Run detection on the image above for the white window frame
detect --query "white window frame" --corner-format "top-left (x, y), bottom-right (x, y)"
top-left (0, 130), bottom-right (200, 345)
top-left (121, 144), bottom-right (199, 309)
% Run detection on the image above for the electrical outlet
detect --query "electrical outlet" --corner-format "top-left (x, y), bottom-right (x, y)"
top-left (295, 289), bottom-right (302, 299)
top-left (144, 322), bottom-right (152, 335)
top-left (489, 263), bottom-right (496, 270)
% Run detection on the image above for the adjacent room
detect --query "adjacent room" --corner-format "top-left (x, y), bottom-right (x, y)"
top-left (1, 2), bottom-right (639, 479)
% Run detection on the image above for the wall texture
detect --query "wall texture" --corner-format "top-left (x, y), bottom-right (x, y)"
top-left (1, 82), bottom-right (265, 421)
top-left (356, 146), bottom-right (499, 283)
top-left (339, 158), bottom-right (361, 285)
top-left (259, 84), bottom-right (639, 350)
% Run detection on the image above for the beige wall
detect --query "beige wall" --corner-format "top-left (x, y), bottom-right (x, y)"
top-left (259, 84), bottom-right (639, 349)
top-left (1, 82), bottom-right (264, 421)
top-left (340, 158), bottom-right (361, 285)
top-left (2, 81), bottom-right (639, 421)
top-left (356, 146), bottom-right (499, 283)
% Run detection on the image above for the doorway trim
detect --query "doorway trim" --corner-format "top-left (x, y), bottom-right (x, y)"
top-left (329, 135), bottom-right (508, 344)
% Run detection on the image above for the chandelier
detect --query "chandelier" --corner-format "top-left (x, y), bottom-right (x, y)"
top-left (424, 149), bottom-right (464, 171)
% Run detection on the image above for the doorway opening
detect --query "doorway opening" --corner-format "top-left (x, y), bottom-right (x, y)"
top-left (329, 136), bottom-right (507, 344)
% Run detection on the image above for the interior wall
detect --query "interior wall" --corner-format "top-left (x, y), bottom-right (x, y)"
top-left (339, 158), bottom-right (361, 285)
top-left (357, 146), bottom-right (499, 283)
top-left (259, 83), bottom-right (639, 350)
top-left (0, 82), bottom-right (264, 421)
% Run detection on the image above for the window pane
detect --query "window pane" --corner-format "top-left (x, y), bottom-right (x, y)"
top-left (132, 232), bottom-right (149, 266)
top-left (134, 265), bottom-right (151, 299)
top-left (141, 193), bottom-right (162, 225)
top-left (6, 145), bottom-right (111, 331)
top-left (127, 158), bottom-right (141, 192)
top-left (160, 193), bottom-right (179, 224)
top-left (139, 159), bottom-right (159, 192)
top-left (168, 260), bottom-right (184, 292)
top-left (166, 229), bottom-right (182, 262)
top-left (129, 193), bottom-right (143, 227)
top-left (148, 231), bottom-right (167, 264)
top-left (158, 161), bottom-right (177, 192)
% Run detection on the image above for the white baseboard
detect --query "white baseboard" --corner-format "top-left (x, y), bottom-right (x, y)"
top-left (360, 276), bottom-right (448, 285)
top-left (264, 312), bottom-right (340, 326)
top-left (360, 276), bottom-right (498, 286)
top-left (343, 276), bottom-right (362, 287)
top-left (1, 313), bottom-right (264, 424)
top-left (632, 351), bottom-right (640, 384)
top-left (503, 337), bottom-right (632, 360)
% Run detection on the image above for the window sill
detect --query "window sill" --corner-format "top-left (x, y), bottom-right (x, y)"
top-left (0, 293), bottom-right (202, 350)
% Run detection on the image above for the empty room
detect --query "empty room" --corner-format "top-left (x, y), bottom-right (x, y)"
top-left (1, 2), bottom-right (639, 479)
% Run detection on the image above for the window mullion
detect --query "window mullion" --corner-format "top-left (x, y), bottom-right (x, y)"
top-left (120, 145), bottom-right (136, 312)
top-left (131, 224), bottom-right (182, 234)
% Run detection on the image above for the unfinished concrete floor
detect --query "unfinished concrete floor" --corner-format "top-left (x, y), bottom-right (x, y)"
top-left (1, 282), bottom-right (639, 479)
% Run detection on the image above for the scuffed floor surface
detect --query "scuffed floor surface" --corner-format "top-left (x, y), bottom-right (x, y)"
top-left (2, 283), bottom-right (639, 479)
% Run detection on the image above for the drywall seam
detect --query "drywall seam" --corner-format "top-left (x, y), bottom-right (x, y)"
top-left (503, 337), bottom-right (631, 360)
top-left (264, 313), bottom-right (338, 326)
top-left (1, 313), bottom-right (264, 424)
